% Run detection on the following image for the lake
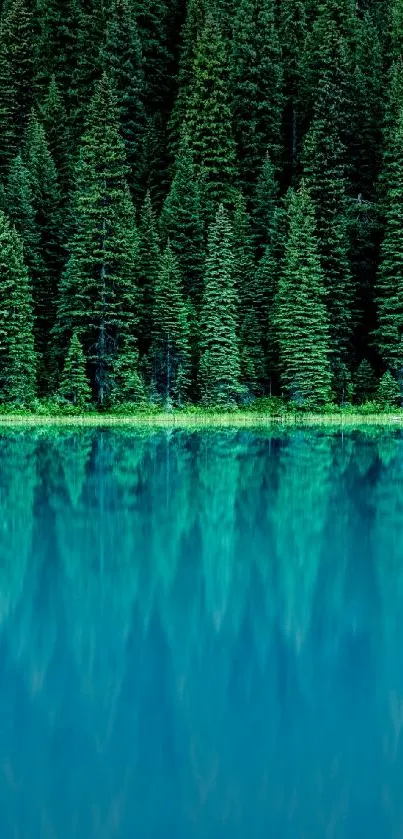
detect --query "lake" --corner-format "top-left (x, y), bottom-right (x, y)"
top-left (0, 425), bottom-right (401, 837)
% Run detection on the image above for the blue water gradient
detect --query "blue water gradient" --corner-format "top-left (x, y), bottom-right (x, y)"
top-left (0, 427), bottom-right (400, 838)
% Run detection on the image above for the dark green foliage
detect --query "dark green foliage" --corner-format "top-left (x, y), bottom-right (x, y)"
top-left (230, 0), bottom-right (283, 191)
top-left (185, 12), bottom-right (236, 221)
top-left (5, 154), bottom-right (44, 287)
top-left (275, 185), bottom-right (332, 408)
top-left (168, 0), bottom-right (205, 160)
top-left (58, 331), bottom-right (92, 407)
top-left (354, 359), bottom-right (376, 404)
top-left (0, 0), bottom-right (35, 173)
top-left (232, 192), bottom-right (264, 395)
top-left (22, 112), bottom-right (63, 388)
top-left (55, 75), bottom-right (140, 406)
top-left (376, 109), bottom-right (403, 377)
top-left (152, 242), bottom-right (190, 406)
top-left (159, 133), bottom-right (204, 305)
top-left (133, 0), bottom-right (172, 116)
top-left (200, 204), bottom-right (241, 405)
top-left (0, 211), bottom-right (36, 403)
top-left (111, 336), bottom-right (145, 404)
top-left (279, 0), bottom-right (307, 178)
top-left (40, 76), bottom-right (71, 194)
top-left (100, 0), bottom-right (146, 200)
top-left (0, 0), bottom-right (398, 411)
top-left (302, 57), bottom-right (353, 379)
top-left (252, 152), bottom-right (279, 254)
top-left (35, 0), bottom-right (81, 99)
top-left (376, 371), bottom-right (401, 408)
top-left (137, 190), bottom-right (160, 359)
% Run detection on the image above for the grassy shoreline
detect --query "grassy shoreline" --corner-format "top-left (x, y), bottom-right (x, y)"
top-left (0, 411), bottom-right (402, 428)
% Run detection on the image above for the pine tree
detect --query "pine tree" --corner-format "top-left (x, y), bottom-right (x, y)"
top-left (5, 154), bottom-right (44, 289)
top-left (0, 0), bottom-right (35, 173)
top-left (40, 76), bottom-right (71, 194)
top-left (68, 0), bottom-right (109, 141)
top-left (35, 0), bottom-right (81, 100)
top-left (252, 151), bottom-right (279, 255)
top-left (302, 54), bottom-right (354, 391)
top-left (230, 0), bottom-right (283, 192)
top-left (159, 133), bottom-right (205, 306)
top-left (199, 204), bottom-right (241, 405)
top-left (111, 336), bottom-right (145, 404)
top-left (279, 0), bottom-right (307, 179)
top-left (354, 359), bottom-right (376, 404)
top-left (22, 111), bottom-right (63, 388)
top-left (375, 107), bottom-right (403, 378)
top-left (185, 11), bottom-right (236, 221)
top-left (275, 185), bottom-right (332, 407)
top-left (232, 192), bottom-right (264, 395)
top-left (100, 0), bottom-right (146, 201)
top-left (55, 74), bottom-right (140, 407)
top-left (137, 190), bottom-right (160, 359)
top-left (376, 371), bottom-right (401, 408)
top-left (152, 242), bottom-right (190, 407)
top-left (133, 0), bottom-right (173, 118)
top-left (58, 331), bottom-right (92, 407)
top-left (0, 211), bottom-right (36, 404)
top-left (168, 0), bottom-right (206, 160)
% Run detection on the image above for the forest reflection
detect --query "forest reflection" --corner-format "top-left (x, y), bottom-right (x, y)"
top-left (0, 427), bottom-right (401, 838)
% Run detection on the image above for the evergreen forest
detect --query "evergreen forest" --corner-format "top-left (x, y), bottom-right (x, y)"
top-left (0, 0), bottom-right (402, 411)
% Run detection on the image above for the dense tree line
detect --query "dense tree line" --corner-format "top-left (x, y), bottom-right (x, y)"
top-left (0, 0), bottom-right (402, 409)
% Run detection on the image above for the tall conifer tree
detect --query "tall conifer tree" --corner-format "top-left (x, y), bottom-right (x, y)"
top-left (152, 242), bottom-right (190, 406)
top-left (185, 11), bottom-right (236, 220)
top-left (275, 185), bottom-right (332, 407)
top-left (55, 74), bottom-right (140, 406)
top-left (159, 133), bottom-right (205, 306)
top-left (0, 0), bottom-right (35, 173)
top-left (100, 0), bottom-right (146, 200)
top-left (230, 0), bottom-right (283, 192)
top-left (0, 211), bottom-right (36, 404)
top-left (199, 204), bottom-right (241, 405)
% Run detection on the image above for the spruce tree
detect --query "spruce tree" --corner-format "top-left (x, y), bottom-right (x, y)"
top-left (230, 0), bottom-right (283, 192)
top-left (22, 112), bottom-right (63, 387)
top-left (100, 0), bottom-right (146, 201)
top-left (159, 133), bottom-right (205, 306)
top-left (133, 0), bottom-right (172, 118)
top-left (0, 0), bottom-right (35, 173)
top-left (152, 242), bottom-right (190, 407)
top-left (302, 57), bottom-right (354, 393)
top-left (232, 192), bottom-right (264, 395)
top-left (279, 0), bottom-right (307, 179)
top-left (376, 371), bottom-right (401, 408)
top-left (275, 185), bottom-right (332, 407)
top-left (35, 0), bottom-right (81, 100)
top-left (376, 108), bottom-right (403, 377)
top-left (252, 152), bottom-right (279, 255)
top-left (199, 204), bottom-right (241, 405)
top-left (111, 336), bottom-right (145, 404)
top-left (40, 76), bottom-right (71, 195)
top-left (0, 211), bottom-right (36, 404)
top-left (5, 154), bottom-right (44, 290)
top-left (354, 359), bottom-right (376, 404)
top-left (58, 331), bottom-right (92, 408)
top-left (168, 0), bottom-right (206, 160)
top-left (137, 190), bottom-right (160, 359)
top-left (185, 11), bottom-right (236, 221)
top-left (55, 74), bottom-right (140, 407)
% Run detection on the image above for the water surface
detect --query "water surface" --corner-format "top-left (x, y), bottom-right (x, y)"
top-left (0, 426), bottom-right (401, 838)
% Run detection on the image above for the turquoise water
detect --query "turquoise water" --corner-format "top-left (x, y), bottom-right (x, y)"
top-left (0, 426), bottom-right (401, 837)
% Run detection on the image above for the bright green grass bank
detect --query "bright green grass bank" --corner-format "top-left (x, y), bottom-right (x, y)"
top-left (0, 410), bottom-right (403, 428)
